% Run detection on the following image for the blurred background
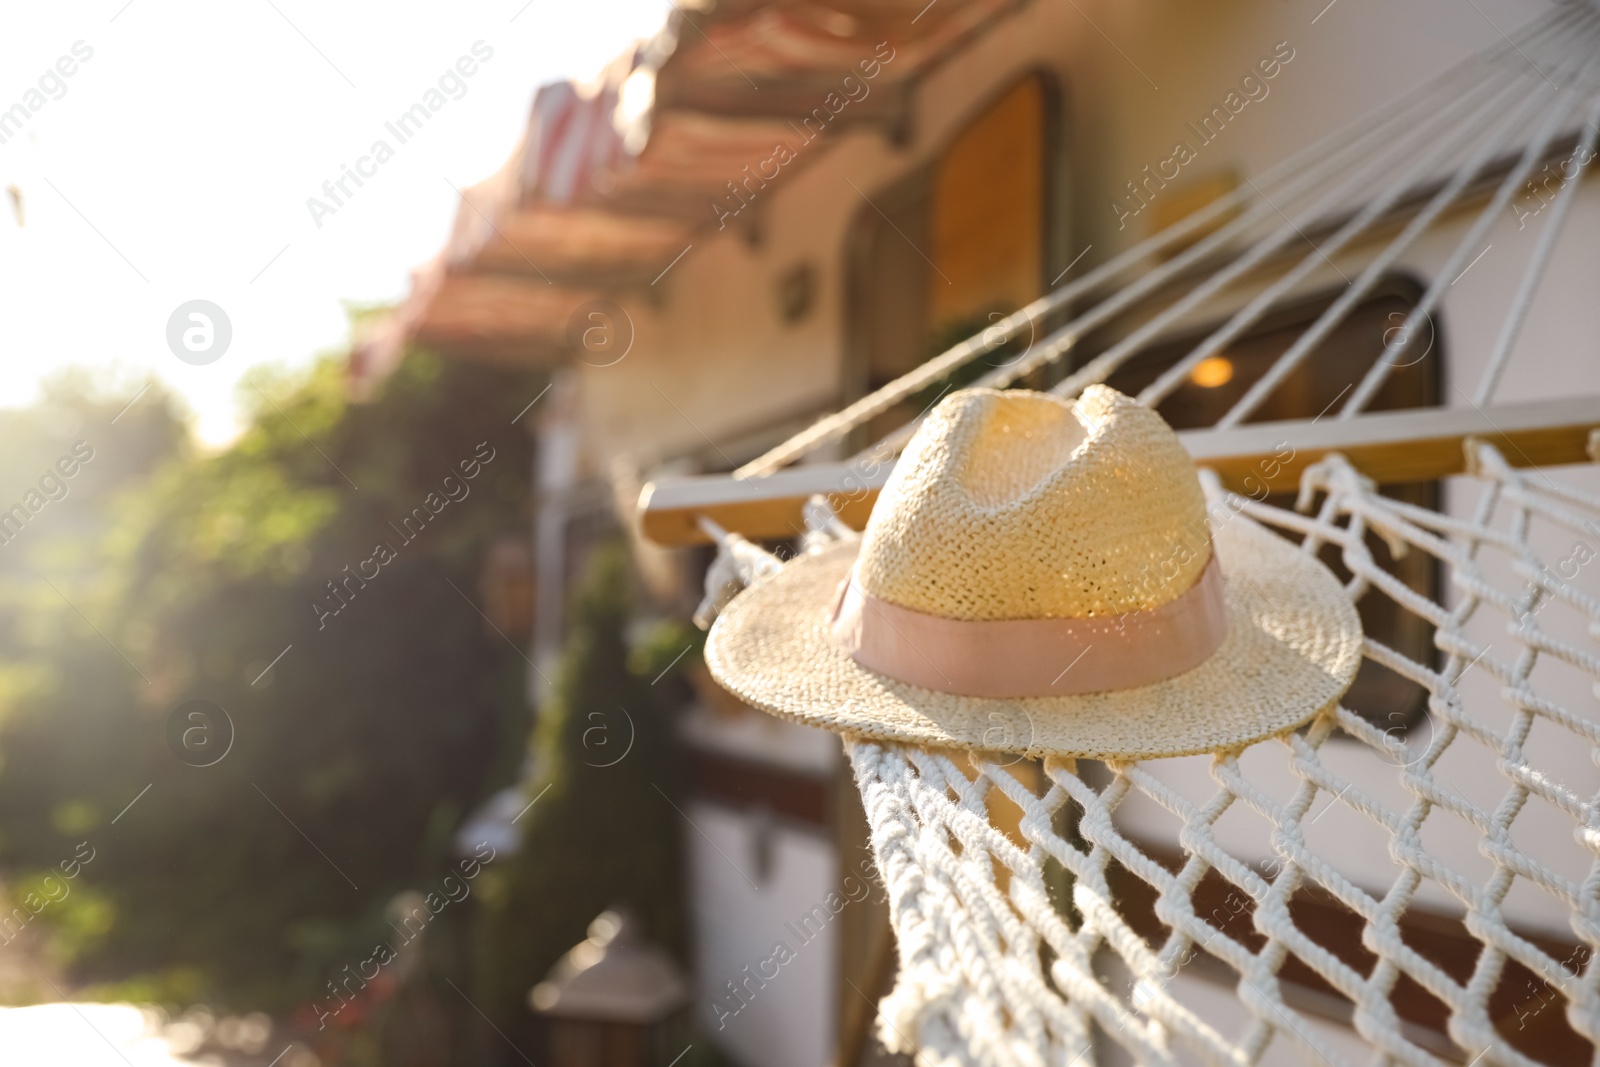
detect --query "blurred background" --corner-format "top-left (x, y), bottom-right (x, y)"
top-left (0, 0), bottom-right (1576, 1064)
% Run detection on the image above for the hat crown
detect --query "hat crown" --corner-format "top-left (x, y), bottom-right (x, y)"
top-left (853, 386), bottom-right (1211, 621)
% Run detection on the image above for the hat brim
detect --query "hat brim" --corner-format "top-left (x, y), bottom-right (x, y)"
top-left (704, 513), bottom-right (1363, 761)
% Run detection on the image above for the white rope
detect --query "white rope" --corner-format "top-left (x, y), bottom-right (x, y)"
top-left (799, 493), bottom-right (859, 555)
top-left (691, 516), bottom-right (784, 629)
top-left (1209, 24), bottom-right (1600, 425)
top-left (1473, 95), bottom-right (1600, 406)
top-left (737, 4), bottom-right (1590, 475)
top-left (1137, 57), bottom-right (1565, 416)
top-left (849, 445), bottom-right (1600, 1065)
top-left (858, 41), bottom-right (1546, 464)
top-left (1096, 7), bottom-right (1600, 420)
top-left (738, 6), bottom-right (1579, 477)
top-left (1338, 14), bottom-right (1600, 418)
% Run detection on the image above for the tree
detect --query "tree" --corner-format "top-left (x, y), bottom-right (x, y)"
top-left (0, 348), bottom-right (540, 1019)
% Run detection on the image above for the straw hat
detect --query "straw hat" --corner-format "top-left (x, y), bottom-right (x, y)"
top-left (705, 386), bottom-right (1362, 760)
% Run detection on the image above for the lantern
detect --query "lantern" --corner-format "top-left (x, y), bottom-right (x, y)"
top-left (529, 909), bottom-right (690, 1066)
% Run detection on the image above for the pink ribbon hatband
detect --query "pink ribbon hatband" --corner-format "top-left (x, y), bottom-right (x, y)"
top-left (829, 554), bottom-right (1228, 698)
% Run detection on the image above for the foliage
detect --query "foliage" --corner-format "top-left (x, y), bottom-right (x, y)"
top-left (474, 542), bottom-right (687, 1029)
top-left (0, 349), bottom-right (542, 1015)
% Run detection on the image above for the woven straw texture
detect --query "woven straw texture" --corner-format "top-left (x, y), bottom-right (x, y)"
top-left (704, 387), bottom-right (1362, 761)
top-left (857, 386), bottom-right (1211, 619)
top-left (707, 511), bottom-right (1359, 759)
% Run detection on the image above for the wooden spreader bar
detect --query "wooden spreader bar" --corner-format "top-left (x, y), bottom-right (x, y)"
top-left (637, 396), bottom-right (1600, 546)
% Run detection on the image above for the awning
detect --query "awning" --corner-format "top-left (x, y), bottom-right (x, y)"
top-left (353, 0), bottom-right (1022, 388)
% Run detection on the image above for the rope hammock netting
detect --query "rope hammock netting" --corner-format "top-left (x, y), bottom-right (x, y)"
top-left (682, 4), bottom-right (1600, 1064)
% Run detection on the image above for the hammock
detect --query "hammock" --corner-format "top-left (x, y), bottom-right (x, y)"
top-left (661, 4), bottom-right (1600, 1063)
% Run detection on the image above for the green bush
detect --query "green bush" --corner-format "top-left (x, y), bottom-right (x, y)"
top-left (474, 542), bottom-right (687, 1028)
